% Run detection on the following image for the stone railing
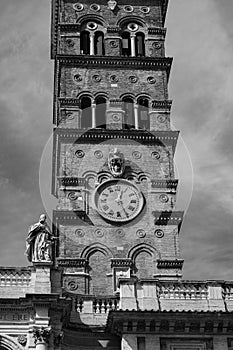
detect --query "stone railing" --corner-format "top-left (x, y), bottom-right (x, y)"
top-left (63, 291), bottom-right (119, 314)
top-left (118, 279), bottom-right (233, 312)
top-left (0, 267), bottom-right (31, 287)
top-left (157, 282), bottom-right (208, 300)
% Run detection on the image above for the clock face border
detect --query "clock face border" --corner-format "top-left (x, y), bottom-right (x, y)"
top-left (93, 179), bottom-right (144, 223)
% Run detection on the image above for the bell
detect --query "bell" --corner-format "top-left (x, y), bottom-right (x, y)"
top-left (108, 0), bottom-right (117, 10)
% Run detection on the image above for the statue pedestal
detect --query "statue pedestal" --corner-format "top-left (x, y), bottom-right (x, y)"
top-left (36, 341), bottom-right (47, 350)
top-left (33, 262), bottom-right (53, 294)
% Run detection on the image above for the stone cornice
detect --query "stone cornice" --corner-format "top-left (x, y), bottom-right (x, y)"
top-left (111, 259), bottom-right (133, 268)
top-left (53, 129), bottom-right (179, 154)
top-left (59, 23), bottom-right (81, 32)
top-left (59, 98), bottom-right (80, 107)
top-left (56, 55), bottom-right (173, 76)
top-left (148, 27), bottom-right (167, 36)
top-left (151, 100), bottom-right (172, 110)
top-left (106, 309), bottom-right (233, 335)
top-left (152, 211), bottom-right (184, 226)
top-left (151, 179), bottom-right (178, 189)
top-left (53, 210), bottom-right (93, 225)
top-left (57, 258), bottom-right (88, 268)
top-left (58, 177), bottom-right (86, 187)
top-left (157, 259), bottom-right (184, 269)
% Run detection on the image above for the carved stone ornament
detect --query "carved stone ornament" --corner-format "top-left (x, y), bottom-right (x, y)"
top-left (155, 229), bottom-right (164, 238)
top-left (75, 229), bottom-right (85, 237)
top-left (152, 41), bottom-right (162, 50)
top-left (157, 115), bottom-right (167, 123)
top-left (66, 38), bottom-right (75, 47)
top-left (68, 191), bottom-right (78, 201)
top-left (75, 149), bottom-right (85, 158)
top-left (108, 148), bottom-right (125, 177)
top-left (110, 75), bottom-right (118, 83)
top-left (129, 75), bottom-right (138, 83)
top-left (159, 194), bottom-right (169, 203)
top-left (94, 150), bottom-right (103, 159)
top-left (151, 151), bottom-right (160, 159)
top-left (73, 73), bottom-right (82, 82)
top-left (92, 74), bottom-right (102, 82)
top-left (95, 229), bottom-right (104, 237)
top-left (33, 327), bottom-right (51, 344)
top-left (147, 76), bottom-right (156, 84)
top-left (132, 150), bottom-right (142, 159)
top-left (108, 0), bottom-right (117, 10)
top-left (136, 229), bottom-right (146, 238)
top-left (110, 40), bottom-right (118, 48)
top-left (17, 335), bottom-right (27, 346)
top-left (116, 228), bottom-right (125, 237)
top-left (68, 280), bottom-right (78, 291)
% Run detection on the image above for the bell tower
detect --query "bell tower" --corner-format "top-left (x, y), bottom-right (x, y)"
top-left (51, 0), bottom-right (183, 299)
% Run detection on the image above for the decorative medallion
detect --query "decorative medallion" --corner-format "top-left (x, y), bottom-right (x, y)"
top-left (73, 3), bottom-right (84, 11)
top-left (152, 41), bottom-right (162, 50)
top-left (95, 229), bottom-right (104, 237)
top-left (75, 229), bottom-right (85, 237)
top-left (110, 40), bottom-right (118, 48)
top-left (108, 0), bottom-right (117, 10)
top-left (92, 74), bottom-right (102, 82)
top-left (136, 229), bottom-right (146, 238)
top-left (66, 112), bottom-right (75, 120)
top-left (127, 23), bottom-right (138, 32)
top-left (140, 6), bottom-right (150, 13)
top-left (75, 149), bottom-right (85, 158)
top-left (151, 151), bottom-right (160, 159)
top-left (87, 22), bottom-right (98, 30)
top-left (110, 75), bottom-right (119, 83)
top-left (73, 73), bottom-right (82, 82)
top-left (66, 39), bottom-right (75, 48)
top-left (159, 194), bottom-right (169, 203)
top-left (68, 280), bottom-right (78, 291)
top-left (116, 228), bottom-right (125, 237)
top-left (132, 150), bottom-right (142, 159)
top-left (147, 76), bottom-right (156, 84)
top-left (123, 5), bottom-right (133, 12)
top-left (129, 75), bottom-right (138, 83)
top-left (94, 150), bottom-right (103, 159)
top-left (112, 114), bottom-right (120, 122)
top-left (155, 229), bottom-right (164, 238)
top-left (17, 335), bottom-right (27, 346)
top-left (90, 3), bottom-right (100, 11)
top-left (68, 192), bottom-right (78, 201)
top-left (157, 115), bottom-right (167, 123)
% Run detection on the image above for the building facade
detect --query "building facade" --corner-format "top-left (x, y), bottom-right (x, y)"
top-left (0, 1), bottom-right (233, 350)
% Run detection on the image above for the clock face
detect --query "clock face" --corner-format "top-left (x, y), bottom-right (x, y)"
top-left (94, 179), bottom-right (144, 222)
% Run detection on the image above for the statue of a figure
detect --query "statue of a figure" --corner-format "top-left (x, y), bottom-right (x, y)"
top-left (25, 214), bottom-right (55, 263)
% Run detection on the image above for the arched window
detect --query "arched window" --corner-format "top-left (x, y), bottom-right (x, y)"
top-left (134, 250), bottom-right (154, 279)
top-left (80, 96), bottom-right (92, 128)
top-left (138, 97), bottom-right (149, 130)
top-left (94, 31), bottom-right (105, 55)
top-left (95, 96), bottom-right (106, 128)
top-left (122, 97), bottom-right (135, 129)
top-left (80, 30), bottom-right (90, 54)
top-left (121, 32), bottom-right (131, 57)
top-left (135, 32), bottom-right (145, 57)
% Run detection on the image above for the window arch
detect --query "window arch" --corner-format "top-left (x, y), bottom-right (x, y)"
top-left (138, 97), bottom-right (149, 130)
top-left (95, 96), bottom-right (106, 128)
top-left (122, 96), bottom-right (135, 129)
top-left (80, 96), bottom-right (92, 128)
top-left (121, 31), bottom-right (131, 57)
top-left (135, 32), bottom-right (145, 57)
top-left (80, 21), bottom-right (105, 55)
top-left (94, 31), bottom-right (105, 55)
top-left (80, 30), bottom-right (90, 54)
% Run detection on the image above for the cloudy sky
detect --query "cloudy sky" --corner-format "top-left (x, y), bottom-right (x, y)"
top-left (0, 0), bottom-right (233, 280)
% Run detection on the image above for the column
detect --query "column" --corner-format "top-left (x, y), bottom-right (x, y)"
top-left (90, 33), bottom-right (95, 55)
top-left (134, 103), bottom-right (139, 130)
top-left (91, 100), bottom-right (96, 128)
top-left (130, 34), bottom-right (136, 57)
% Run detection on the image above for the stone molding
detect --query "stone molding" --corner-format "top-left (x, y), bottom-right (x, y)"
top-left (57, 258), bottom-right (88, 267)
top-left (152, 211), bottom-right (184, 225)
top-left (157, 259), bottom-right (184, 269)
top-left (111, 259), bottom-right (133, 268)
top-left (59, 177), bottom-right (86, 187)
top-left (148, 27), bottom-right (167, 36)
top-left (56, 55), bottom-right (173, 76)
top-left (151, 100), bottom-right (172, 110)
top-left (151, 179), bottom-right (178, 189)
